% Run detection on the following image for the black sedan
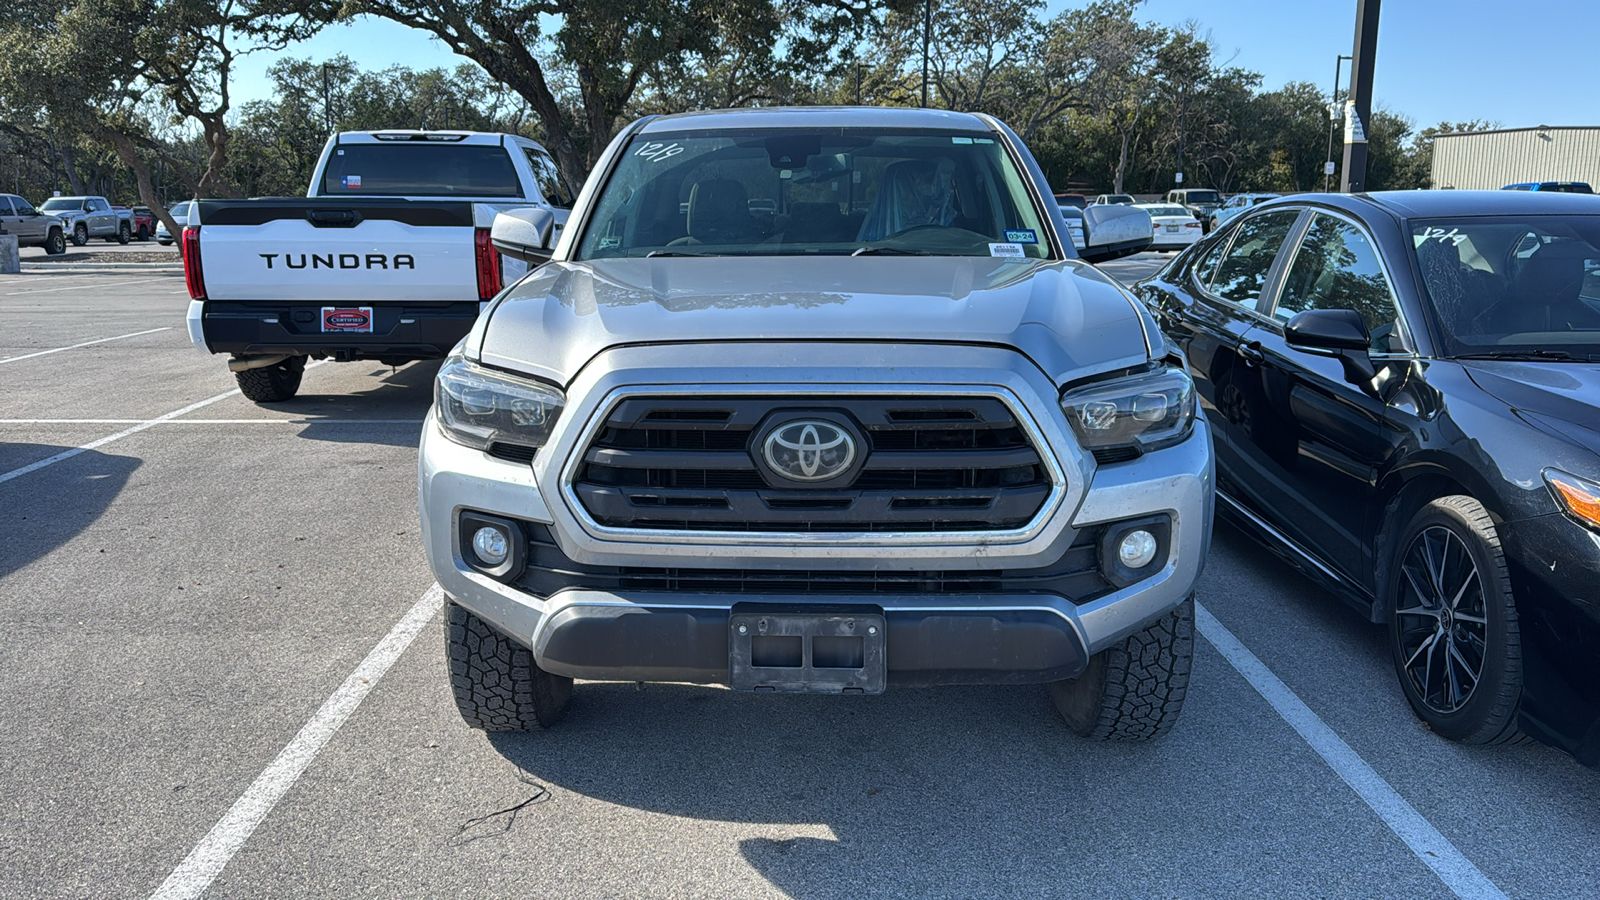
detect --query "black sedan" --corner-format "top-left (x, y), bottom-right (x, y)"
top-left (1135, 190), bottom-right (1600, 765)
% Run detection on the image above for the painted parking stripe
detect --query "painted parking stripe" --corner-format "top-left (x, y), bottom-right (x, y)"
top-left (0, 418), bottom-right (423, 425)
top-left (0, 327), bottom-right (172, 364)
top-left (1, 277), bottom-right (166, 296)
top-left (0, 362), bottom-right (326, 485)
top-left (149, 585), bottom-right (445, 900)
top-left (1196, 602), bottom-right (1507, 900)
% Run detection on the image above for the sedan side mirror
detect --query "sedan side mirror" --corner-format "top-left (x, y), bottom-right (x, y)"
top-left (491, 207), bottom-right (556, 263)
top-left (1285, 308), bottom-right (1378, 390)
top-left (1077, 204), bottom-right (1153, 263)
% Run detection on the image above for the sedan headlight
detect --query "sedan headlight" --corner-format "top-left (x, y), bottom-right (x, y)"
top-left (1061, 366), bottom-right (1195, 452)
top-left (1544, 469), bottom-right (1600, 533)
top-left (435, 355), bottom-right (564, 453)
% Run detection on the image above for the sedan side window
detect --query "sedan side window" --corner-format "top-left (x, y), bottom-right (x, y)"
top-left (1276, 213), bottom-right (1405, 353)
top-left (1208, 209), bottom-right (1300, 309)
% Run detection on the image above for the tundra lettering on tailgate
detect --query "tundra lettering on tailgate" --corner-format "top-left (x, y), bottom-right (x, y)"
top-left (259, 253), bottom-right (416, 270)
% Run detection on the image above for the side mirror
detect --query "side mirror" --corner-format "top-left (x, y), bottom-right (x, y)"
top-left (491, 207), bottom-right (556, 262)
top-left (1077, 204), bottom-right (1153, 263)
top-left (1285, 308), bottom-right (1377, 389)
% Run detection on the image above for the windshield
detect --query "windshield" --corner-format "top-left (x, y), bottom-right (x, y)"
top-left (41, 198), bottom-right (85, 211)
top-left (1185, 191), bottom-right (1220, 203)
top-left (1411, 216), bottom-right (1600, 358)
top-left (576, 128), bottom-right (1054, 260)
top-left (1141, 205), bottom-right (1192, 217)
top-left (319, 143), bottom-right (521, 197)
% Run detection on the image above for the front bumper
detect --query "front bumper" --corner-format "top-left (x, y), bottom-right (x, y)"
top-left (421, 419), bottom-right (1212, 687)
top-left (188, 299), bottom-right (481, 361)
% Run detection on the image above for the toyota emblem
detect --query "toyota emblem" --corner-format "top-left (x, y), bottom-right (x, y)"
top-left (762, 420), bottom-right (858, 482)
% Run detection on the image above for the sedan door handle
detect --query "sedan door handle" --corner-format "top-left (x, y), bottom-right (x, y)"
top-left (1237, 340), bottom-right (1264, 364)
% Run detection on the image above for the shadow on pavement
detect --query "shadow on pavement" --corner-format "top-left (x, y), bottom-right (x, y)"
top-left (257, 361), bottom-right (441, 448)
top-left (0, 444), bottom-right (139, 577)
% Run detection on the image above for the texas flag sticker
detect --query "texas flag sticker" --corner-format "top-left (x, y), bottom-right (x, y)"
top-left (343, 175), bottom-right (362, 189)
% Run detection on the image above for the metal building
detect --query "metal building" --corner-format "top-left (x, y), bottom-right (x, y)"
top-left (1431, 126), bottom-right (1600, 190)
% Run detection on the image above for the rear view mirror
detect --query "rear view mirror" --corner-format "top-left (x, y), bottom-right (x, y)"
top-left (491, 207), bottom-right (556, 262)
top-left (1285, 308), bottom-right (1377, 390)
top-left (1078, 205), bottom-right (1153, 263)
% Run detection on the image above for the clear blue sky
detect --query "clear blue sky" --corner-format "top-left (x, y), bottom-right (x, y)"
top-left (233, 1), bottom-right (1600, 130)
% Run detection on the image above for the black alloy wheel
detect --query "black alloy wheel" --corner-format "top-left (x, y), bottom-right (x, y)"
top-left (45, 229), bottom-right (67, 255)
top-left (72, 223), bottom-right (88, 246)
top-left (115, 221), bottom-right (131, 244)
top-left (1388, 496), bottom-right (1523, 744)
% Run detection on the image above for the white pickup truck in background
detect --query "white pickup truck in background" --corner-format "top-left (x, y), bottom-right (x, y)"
top-left (184, 130), bottom-right (574, 402)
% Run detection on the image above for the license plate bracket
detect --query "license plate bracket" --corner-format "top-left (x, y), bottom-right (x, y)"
top-left (321, 306), bottom-right (374, 333)
top-left (729, 610), bottom-right (886, 694)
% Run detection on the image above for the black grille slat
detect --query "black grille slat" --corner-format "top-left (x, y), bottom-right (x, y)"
top-left (575, 396), bottom-right (1054, 533)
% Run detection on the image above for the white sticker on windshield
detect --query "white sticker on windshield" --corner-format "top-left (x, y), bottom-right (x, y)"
top-left (989, 242), bottom-right (1026, 258)
top-left (634, 141), bottom-right (685, 163)
top-left (951, 137), bottom-right (974, 145)
top-left (1418, 226), bottom-right (1467, 246)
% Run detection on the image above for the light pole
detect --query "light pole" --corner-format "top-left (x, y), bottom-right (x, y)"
top-left (920, 0), bottom-right (931, 108)
top-left (1324, 55), bottom-right (1352, 191)
top-left (321, 63), bottom-right (335, 136)
top-left (1341, 0), bottom-right (1381, 193)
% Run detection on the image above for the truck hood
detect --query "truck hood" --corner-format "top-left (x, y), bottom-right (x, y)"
top-left (474, 256), bottom-right (1153, 386)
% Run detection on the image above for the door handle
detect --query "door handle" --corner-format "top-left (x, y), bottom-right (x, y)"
top-left (1237, 340), bottom-right (1264, 364)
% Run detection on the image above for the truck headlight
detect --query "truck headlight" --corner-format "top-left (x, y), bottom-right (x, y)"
top-left (435, 355), bottom-right (564, 453)
top-left (1061, 366), bottom-right (1195, 452)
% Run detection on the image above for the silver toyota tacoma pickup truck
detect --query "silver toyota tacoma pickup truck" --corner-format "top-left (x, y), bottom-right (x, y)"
top-left (419, 107), bottom-right (1212, 741)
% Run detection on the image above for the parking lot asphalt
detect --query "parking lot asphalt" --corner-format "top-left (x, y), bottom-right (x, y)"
top-left (2, 258), bottom-right (1596, 899)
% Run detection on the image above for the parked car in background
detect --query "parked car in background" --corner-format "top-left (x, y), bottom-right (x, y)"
top-left (127, 206), bottom-right (156, 241)
top-left (1092, 194), bottom-right (1135, 205)
top-left (0, 193), bottom-right (69, 255)
top-left (1053, 192), bottom-right (1088, 209)
top-left (1166, 188), bottom-right (1224, 225)
top-left (39, 195), bottom-right (132, 246)
top-left (1134, 203), bottom-right (1203, 250)
top-left (1135, 190), bottom-right (1600, 767)
top-left (1208, 192), bottom-right (1281, 232)
top-left (155, 201), bottom-right (191, 245)
top-left (1503, 182), bottom-right (1593, 194)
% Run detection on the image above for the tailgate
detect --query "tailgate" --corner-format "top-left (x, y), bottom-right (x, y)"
top-left (193, 200), bottom-right (478, 302)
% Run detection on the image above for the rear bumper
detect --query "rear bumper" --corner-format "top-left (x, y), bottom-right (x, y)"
top-left (190, 299), bottom-right (480, 361)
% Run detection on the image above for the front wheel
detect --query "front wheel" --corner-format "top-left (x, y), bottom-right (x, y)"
top-left (136, 225), bottom-right (150, 241)
top-left (1388, 496), bottom-right (1523, 744)
top-left (44, 229), bottom-right (67, 255)
top-left (71, 223), bottom-right (88, 246)
top-left (115, 222), bottom-right (131, 244)
top-left (1050, 597), bottom-right (1194, 741)
top-left (232, 355), bottom-right (307, 403)
top-left (447, 602), bottom-right (572, 731)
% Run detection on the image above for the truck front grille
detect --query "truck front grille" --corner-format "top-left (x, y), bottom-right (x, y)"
top-left (571, 396), bottom-right (1055, 534)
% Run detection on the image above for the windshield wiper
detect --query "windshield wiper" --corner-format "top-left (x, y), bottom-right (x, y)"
top-left (1456, 349), bottom-right (1590, 362)
top-left (851, 246), bottom-right (931, 257)
top-left (645, 249), bottom-right (708, 258)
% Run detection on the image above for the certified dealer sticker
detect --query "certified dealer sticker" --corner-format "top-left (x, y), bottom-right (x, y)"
top-left (321, 307), bottom-right (375, 333)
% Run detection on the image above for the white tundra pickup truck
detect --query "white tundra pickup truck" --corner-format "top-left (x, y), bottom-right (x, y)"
top-left (184, 130), bottom-right (574, 402)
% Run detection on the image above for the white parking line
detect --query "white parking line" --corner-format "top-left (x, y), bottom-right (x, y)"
top-left (0, 362), bottom-right (327, 485)
top-left (0, 327), bottom-right (172, 364)
top-left (0, 418), bottom-right (423, 425)
top-left (149, 585), bottom-right (445, 900)
top-left (1, 277), bottom-right (166, 296)
top-left (1196, 602), bottom-right (1507, 900)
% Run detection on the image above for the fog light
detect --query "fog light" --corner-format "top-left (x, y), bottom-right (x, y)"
top-left (1118, 530), bottom-right (1158, 569)
top-left (472, 526), bottom-right (509, 566)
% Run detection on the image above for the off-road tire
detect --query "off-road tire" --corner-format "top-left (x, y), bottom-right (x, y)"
top-left (136, 225), bottom-right (150, 242)
top-left (72, 223), bottom-right (88, 246)
top-left (45, 229), bottom-right (66, 255)
top-left (1387, 496), bottom-right (1524, 745)
top-left (232, 355), bottom-right (306, 402)
top-left (446, 601), bottom-right (572, 731)
top-left (1050, 597), bottom-right (1194, 741)
top-left (114, 221), bottom-right (131, 244)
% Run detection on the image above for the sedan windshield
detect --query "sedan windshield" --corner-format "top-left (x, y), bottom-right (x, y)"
top-left (41, 198), bottom-right (85, 211)
top-left (576, 128), bottom-right (1053, 260)
top-left (1411, 216), bottom-right (1600, 357)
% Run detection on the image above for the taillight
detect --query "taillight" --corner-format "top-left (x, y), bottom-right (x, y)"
top-left (475, 228), bottom-right (502, 301)
top-left (182, 227), bottom-right (206, 299)
top-left (1185, 222), bottom-right (1201, 228)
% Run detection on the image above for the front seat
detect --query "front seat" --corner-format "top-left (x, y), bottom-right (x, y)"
top-left (1490, 243), bottom-right (1593, 334)
top-left (856, 158), bottom-right (958, 243)
top-left (677, 179), bottom-right (753, 245)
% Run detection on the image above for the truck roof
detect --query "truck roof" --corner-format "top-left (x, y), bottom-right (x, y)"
top-left (332, 130), bottom-right (531, 147)
top-left (639, 106), bottom-right (994, 134)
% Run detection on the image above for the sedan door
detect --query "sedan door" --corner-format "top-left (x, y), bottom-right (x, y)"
top-left (1145, 208), bottom-right (1304, 497)
top-left (1243, 210), bottom-right (1411, 589)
